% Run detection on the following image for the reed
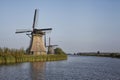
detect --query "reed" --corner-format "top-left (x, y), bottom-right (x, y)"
top-left (0, 47), bottom-right (67, 64)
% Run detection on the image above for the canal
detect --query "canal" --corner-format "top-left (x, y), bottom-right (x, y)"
top-left (0, 56), bottom-right (120, 80)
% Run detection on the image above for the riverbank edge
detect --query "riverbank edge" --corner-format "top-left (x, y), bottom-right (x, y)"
top-left (76, 53), bottom-right (120, 58)
top-left (0, 54), bottom-right (67, 64)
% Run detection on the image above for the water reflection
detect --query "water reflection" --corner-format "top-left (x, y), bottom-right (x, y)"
top-left (0, 62), bottom-right (46, 80)
top-left (0, 56), bottom-right (120, 80)
top-left (31, 62), bottom-right (46, 80)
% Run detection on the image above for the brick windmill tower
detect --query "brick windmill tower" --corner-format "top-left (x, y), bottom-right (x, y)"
top-left (16, 9), bottom-right (52, 55)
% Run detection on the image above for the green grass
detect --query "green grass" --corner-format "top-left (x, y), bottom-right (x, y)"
top-left (0, 47), bottom-right (67, 64)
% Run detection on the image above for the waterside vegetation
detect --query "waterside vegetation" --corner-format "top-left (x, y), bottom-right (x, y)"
top-left (0, 47), bottom-right (67, 64)
top-left (76, 52), bottom-right (120, 58)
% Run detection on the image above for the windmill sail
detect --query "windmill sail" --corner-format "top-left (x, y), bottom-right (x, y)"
top-left (32, 9), bottom-right (39, 29)
top-left (16, 29), bottom-right (32, 33)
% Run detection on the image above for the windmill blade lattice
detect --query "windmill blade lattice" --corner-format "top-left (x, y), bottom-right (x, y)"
top-left (32, 9), bottom-right (39, 30)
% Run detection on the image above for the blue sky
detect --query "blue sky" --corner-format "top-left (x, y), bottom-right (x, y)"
top-left (0, 0), bottom-right (120, 53)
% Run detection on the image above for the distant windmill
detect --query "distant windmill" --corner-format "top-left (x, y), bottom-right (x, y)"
top-left (16, 9), bottom-right (52, 55)
top-left (47, 37), bottom-right (58, 54)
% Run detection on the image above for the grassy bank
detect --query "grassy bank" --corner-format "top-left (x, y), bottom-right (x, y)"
top-left (77, 53), bottom-right (120, 58)
top-left (0, 54), bottom-right (67, 64)
top-left (0, 47), bottom-right (67, 64)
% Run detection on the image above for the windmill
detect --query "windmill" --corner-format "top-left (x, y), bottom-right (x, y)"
top-left (15, 9), bottom-right (52, 55)
top-left (47, 37), bottom-right (58, 54)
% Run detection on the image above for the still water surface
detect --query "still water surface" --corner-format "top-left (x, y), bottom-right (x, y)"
top-left (0, 56), bottom-right (120, 80)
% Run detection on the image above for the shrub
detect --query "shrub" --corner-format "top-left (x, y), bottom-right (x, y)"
top-left (54, 48), bottom-right (66, 55)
